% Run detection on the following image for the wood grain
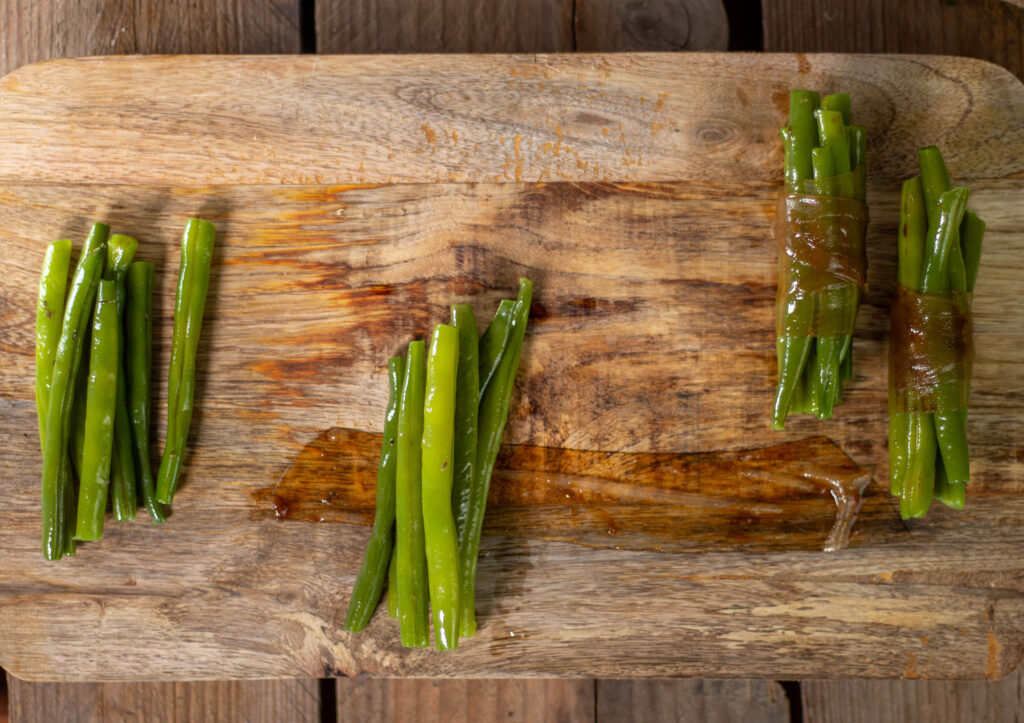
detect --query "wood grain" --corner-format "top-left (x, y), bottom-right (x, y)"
top-left (575, 0), bottom-right (728, 51)
top-left (316, 0), bottom-right (575, 53)
top-left (0, 171), bottom-right (1022, 680)
top-left (336, 678), bottom-right (595, 722)
top-left (801, 670), bottom-right (1024, 723)
top-left (596, 679), bottom-right (790, 722)
top-left (1, 54), bottom-right (1022, 187)
top-left (0, 0), bottom-right (300, 78)
top-left (5, 675), bottom-right (319, 723)
top-left (761, 0), bottom-right (1024, 82)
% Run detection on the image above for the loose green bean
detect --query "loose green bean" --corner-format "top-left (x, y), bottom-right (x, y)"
top-left (37, 239), bottom-right (76, 557)
top-left (345, 356), bottom-right (405, 633)
top-left (74, 280), bottom-right (119, 541)
top-left (69, 224), bottom-right (112, 478)
top-left (36, 240), bottom-right (73, 447)
top-left (125, 262), bottom-right (165, 523)
top-left (395, 341), bottom-right (429, 647)
top-left (450, 304), bottom-right (479, 545)
top-left (156, 219), bottom-right (215, 504)
top-left (459, 278), bottom-right (532, 638)
top-left (107, 235), bottom-right (138, 522)
top-left (422, 324), bottom-right (461, 649)
top-left (478, 299), bottom-right (515, 403)
top-left (41, 246), bottom-right (105, 559)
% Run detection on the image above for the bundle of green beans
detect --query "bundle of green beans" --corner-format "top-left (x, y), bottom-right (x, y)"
top-left (889, 147), bottom-right (982, 518)
top-left (36, 219), bottom-right (215, 559)
top-left (773, 90), bottom-right (868, 429)
top-left (345, 279), bottom-right (532, 648)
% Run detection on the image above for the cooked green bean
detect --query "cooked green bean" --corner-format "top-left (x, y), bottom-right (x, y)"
top-left (69, 224), bottom-right (112, 479)
top-left (106, 235), bottom-right (138, 522)
top-left (889, 177), bottom-right (926, 496)
top-left (345, 356), bottom-right (405, 633)
top-left (74, 280), bottom-right (119, 541)
top-left (459, 278), bottom-right (532, 638)
top-left (41, 245), bottom-right (105, 559)
top-left (772, 90), bottom-right (819, 429)
top-left (156, 219), bottom-right (216, 505)
top-left (395, 340), bottom-right (429, 647)
top-left (450, 304), bottom-right (479, 545)
top-left (36, 239), bottom-right (76, 557)
top-left (478, 299), bottom-right (515, 403)
top-left (36, 240), bottom-right (73, 447)
top-left (125, 262), bottom-right (165, 523)
top-left (421, 324), bottom-right (461, 649)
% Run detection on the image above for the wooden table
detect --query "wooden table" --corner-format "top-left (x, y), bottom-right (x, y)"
top-left (2, 1), bottom-right (1023, 722)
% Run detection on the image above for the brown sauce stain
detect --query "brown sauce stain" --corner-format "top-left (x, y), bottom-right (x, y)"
top-left (252, 430), bottom-right (903, 553)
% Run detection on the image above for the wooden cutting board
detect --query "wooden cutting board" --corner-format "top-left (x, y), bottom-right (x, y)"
top-left (0, 53), bottom-right (1022, 682)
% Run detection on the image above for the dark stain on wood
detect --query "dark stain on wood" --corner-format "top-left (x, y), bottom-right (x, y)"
top-left (252, 428), bottom-right (905, 552)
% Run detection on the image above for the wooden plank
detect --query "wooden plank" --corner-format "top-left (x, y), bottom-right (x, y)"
top-left (316, 0), bottom-right (574, 53)
top-left (801, 667), bottom-right (1024, 723)
top-left (336, 679), bottom-right (595, 722)
top-left (0, 0), bottom-right (300, 78)
top-left (0, 175), bottom-right (1022, 680)
top-left (575, 0), bottom-right (728, 51)
top-left (1, 54), bottom-right (1022, 187)
top-left (5, 675), bottom-right (320, 722)
top-left (761, 0), bottom-right (1024, 82)
top-left (596, 679), bottom-right (790, 722)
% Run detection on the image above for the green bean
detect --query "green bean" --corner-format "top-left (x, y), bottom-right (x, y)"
top-left (125, 262), bottom-right (165, 523)
top-left (898, 178), bottom-right (927, 291)
top-left (821, 93), bottom-right (851, 126)
top-left (772, 91), bottom-right (819, 430)
top-left (810, 142), bottom-right (841, 419)
top-left (106, 235), bottom-right (138, 522)
top-left (901, 412), bottom-right (937, 519)
top-left (459, 278), bottom-right (532, 638)
top-left (74, 280), bottom-right (119, 541)
top-left (41, 245), bottom-right (105, 559)
top-left (69, 224), bottom-right (112, 478)
top-left (37, 240), bottom-right (76, 557)
top-left (478, 299), bottom-right (515, 403)
top-left (921, 188), bottom-right (968, 294)
top-left (815, 109), bottom-right (852, 195)
top-left (918, 152), bottom-right (972, 509)
top-left (156, 219), bottom-right (215, 504)
top-left (890, 178), bottom-right (927, 496)
top-left (961, 211), bottom-right (985, 294)
top-left (36, 240), bottom-right (73, 448)
top-left (345, 356), bottom-right (405, 633)
top-left (847, 125), bottom-right (866, 173)
top-left (781, 90), bottom-right (820, 189)
top-left (421, 324), bottom-right (461, 649)
top-left (936, 209), bottom-right (984, 512)
top-left (918, 146), bottom-right (952, 236)
top-left (450, 304), bottom-right (479, 545)
top-left (395, 341), bottom-right (429, 647)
